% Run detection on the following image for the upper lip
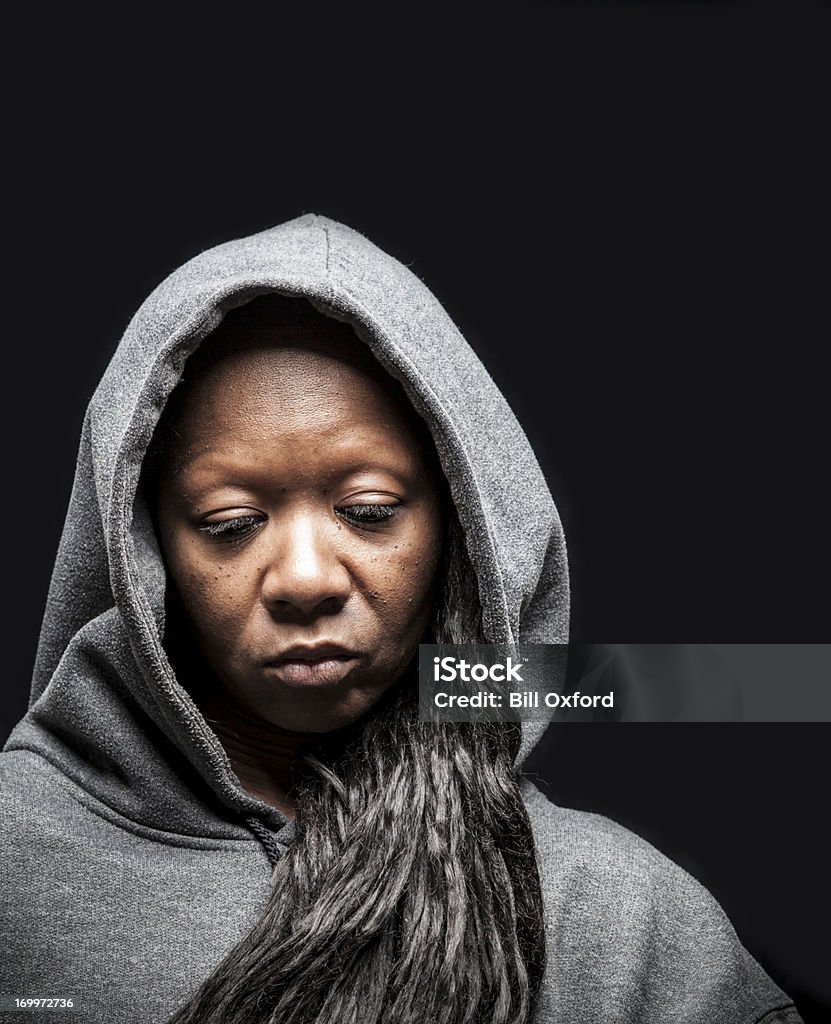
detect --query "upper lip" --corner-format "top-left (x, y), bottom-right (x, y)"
top-left (265, 643), bottom-right (359, 665)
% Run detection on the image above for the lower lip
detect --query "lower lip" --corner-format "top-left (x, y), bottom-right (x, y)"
top-left (264, 657), bottom-right (357, 687)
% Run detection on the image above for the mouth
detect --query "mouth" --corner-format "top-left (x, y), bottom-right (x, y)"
top-left (262, 644), bottom-right (361, 687)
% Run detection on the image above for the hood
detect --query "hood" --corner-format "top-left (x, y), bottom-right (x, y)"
top-left (4, 214), bottom-right (569, 839)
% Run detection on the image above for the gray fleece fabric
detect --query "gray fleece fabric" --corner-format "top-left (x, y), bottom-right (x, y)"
top-left (1, 215), bottom-right (801, 1023)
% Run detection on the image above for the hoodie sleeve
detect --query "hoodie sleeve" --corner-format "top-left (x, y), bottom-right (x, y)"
top-left (521, 780), bottom-right (804, 1024)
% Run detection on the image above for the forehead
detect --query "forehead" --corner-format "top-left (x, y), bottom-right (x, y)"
top-left (179, 341), bottom-right (415, 440)
top-left (152, 297), bottom-right (436, 475)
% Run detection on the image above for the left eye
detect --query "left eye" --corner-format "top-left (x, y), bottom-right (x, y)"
top-left (336, 503), bottom-right (401, 527)
top-left (198, 515), bottom-right (264, 542)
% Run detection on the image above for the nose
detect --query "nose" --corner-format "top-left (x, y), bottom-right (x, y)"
top-left (260, 512), bottom-right (351, 616)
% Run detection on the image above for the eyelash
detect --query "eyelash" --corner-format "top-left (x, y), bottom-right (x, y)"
top-left (197, 504), bottom-right (401, 542)
top-left (198, 514), bottom-right (263, 542)
top-left (336, 503), bottom-right (401, 526)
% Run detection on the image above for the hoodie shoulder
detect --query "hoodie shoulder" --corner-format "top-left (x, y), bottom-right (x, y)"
top-left (0, 749), bottom-right (274, 1020)
top-left (520, 779), bottom-right (801, 1024)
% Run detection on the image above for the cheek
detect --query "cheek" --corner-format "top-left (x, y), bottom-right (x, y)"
top-left (162, 529), bottom-right (250, 642)
top-left (370, 510), bottom-right (444, 629)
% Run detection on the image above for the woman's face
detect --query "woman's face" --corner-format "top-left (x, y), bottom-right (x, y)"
top-left (155, 327), bottom-right (444, 733)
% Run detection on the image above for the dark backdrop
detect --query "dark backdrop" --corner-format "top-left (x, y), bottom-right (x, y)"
top-left (3, 2), bottom-right (828, 1018)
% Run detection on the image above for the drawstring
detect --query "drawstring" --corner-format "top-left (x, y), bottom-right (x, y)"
top-left (244, 814), bottom-right (285, 868)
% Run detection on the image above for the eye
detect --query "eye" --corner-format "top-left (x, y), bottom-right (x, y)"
top-left (198, 514), bottom-right (265, 543)
top-left (335, 503), bottom-right (401, 529)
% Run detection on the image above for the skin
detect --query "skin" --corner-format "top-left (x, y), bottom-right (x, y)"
top-left (154, 324), bottom-right (444, 815)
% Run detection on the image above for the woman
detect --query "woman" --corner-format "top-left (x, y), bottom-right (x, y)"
top-left (0, 215), bottom-right (802, 1023)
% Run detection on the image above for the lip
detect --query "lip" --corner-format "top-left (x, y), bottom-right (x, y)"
top-left (265, 643), bottom-right (359, 665)
top-left (263, 643), bottom-right (360, 687)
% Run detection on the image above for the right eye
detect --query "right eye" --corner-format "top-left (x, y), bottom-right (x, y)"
top-left (197, 514), bottom-right (264, 543)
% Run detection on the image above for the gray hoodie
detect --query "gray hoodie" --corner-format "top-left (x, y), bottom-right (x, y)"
top-left (0, 215), bottom-right (802, 1023)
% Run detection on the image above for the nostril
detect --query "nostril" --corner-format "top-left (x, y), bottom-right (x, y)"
top-left (263, 594), bottom-right (349, 627)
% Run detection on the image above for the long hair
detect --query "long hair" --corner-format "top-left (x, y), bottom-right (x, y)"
top-left (153, 297), bottom-right (547, 1023)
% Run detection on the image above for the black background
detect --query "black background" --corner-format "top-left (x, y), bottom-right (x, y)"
top-left (3, 3), bottom-right (828, 1018)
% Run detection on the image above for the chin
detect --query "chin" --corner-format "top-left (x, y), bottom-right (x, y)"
top-left (262, 688), bottom-right (391, 735)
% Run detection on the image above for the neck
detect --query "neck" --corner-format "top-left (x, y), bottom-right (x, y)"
top-left (197, 689), bottom-right (321, 820)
